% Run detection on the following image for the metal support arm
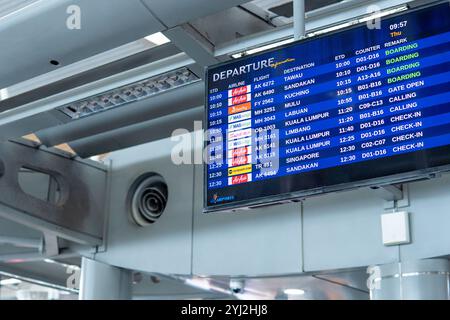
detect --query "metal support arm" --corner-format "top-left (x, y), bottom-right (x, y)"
top-left (293, 0), bottom-right (306, 40)
top-left (0, 140), bottom-right (108, 245)
top-left (370, 184), bottom-right (404, 202)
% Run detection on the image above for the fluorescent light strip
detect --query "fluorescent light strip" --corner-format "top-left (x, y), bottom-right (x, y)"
top-left (358, 5), bottom-right (408, 23)
top-left (0, 88), bottom-right (8, 100)
top-left (0, 278), bottom-right (22, 286)
top-left (231, 5), bottom-right (409, 59)
top-left (284, 288), bottom-right (305, 295)
top-left (57, 67), bottom-right (200, 120)
top-left (306, 20), bottom-right (356, 37)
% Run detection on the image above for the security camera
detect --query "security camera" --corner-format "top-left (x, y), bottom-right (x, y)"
top-left (229, 279), bottom-right (245, 294)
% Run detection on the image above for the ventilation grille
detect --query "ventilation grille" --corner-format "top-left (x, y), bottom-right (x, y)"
top-left (128, 173), bottom-right (168, 226)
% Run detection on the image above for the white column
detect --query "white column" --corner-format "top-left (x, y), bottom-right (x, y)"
top-left (79, 257), bottom-right (132, 300)
top-left (293, 0), bottom-right (306, 40)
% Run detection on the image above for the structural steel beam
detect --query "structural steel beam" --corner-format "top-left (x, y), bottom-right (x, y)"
top-left (164, 24), bottom-right (219, 67)
top-left (0, 140), bottom-right (107, 245)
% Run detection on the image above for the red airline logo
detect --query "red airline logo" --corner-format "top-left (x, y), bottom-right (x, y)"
top-left (229, 146), bottom-right (250, 158)
top-left (229, 173), bottom-right (252, 185)
top-left (228, 85), bottom-right (251, 98)
top-left (228, 93), bottom-right (251, 106)
top-left (230, 155), bottom-right (251, 167)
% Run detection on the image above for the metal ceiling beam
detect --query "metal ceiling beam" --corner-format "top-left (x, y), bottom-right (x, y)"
top-left (0, 266), bottom-right (77, 293)
top-left (0, 44), bottom-right (181, 115)
top-left (0, 141), bottom-right (107, 245)
top-left (0, 52), bottom-right (194, 138)
top-left (164, 24), bottom-right (219, 67)
top-left (214, 0), bottom-right (414, 57)
top-left (69, 106), bottom-right (204, 158)
top-left (0, 236), bottom-right (42, 249)
top-left (34, 81), bottom-right (204, 148)
top-left (43, 233), bottom-right (59, 257)
top-left (0, 248), bottom-right (77, 263)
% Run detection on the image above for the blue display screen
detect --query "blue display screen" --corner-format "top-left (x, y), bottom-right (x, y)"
top-left (205, 2), bottom-right (450, 212)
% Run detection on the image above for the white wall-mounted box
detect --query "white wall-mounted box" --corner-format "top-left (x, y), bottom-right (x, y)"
top-left (381, 211), bottom-right (410, 246)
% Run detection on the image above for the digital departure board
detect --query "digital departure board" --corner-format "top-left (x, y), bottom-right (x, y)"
top-left (204, 1), bottom-right (450, 212)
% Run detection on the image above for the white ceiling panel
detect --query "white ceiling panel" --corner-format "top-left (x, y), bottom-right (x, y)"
top-left (0, 0), bottom-right (164, 88)
top-left (0, 0), bottom-right (40, 19)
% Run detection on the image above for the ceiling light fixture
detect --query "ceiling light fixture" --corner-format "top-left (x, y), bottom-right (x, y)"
top-left (283, 288), bottom-right (305, 295)
top-left (145, 32), bottom-right (171, 46)
top-left (0, 88), bottom-right (8, 101)
top-left (43, 259), bottom-right (56, 264)
top-left (0, 278), bottom-right (22, 286)
top-left (57, 67), bottom-right (200, 120)
top-left (306, 20), bottom-right (356, 37)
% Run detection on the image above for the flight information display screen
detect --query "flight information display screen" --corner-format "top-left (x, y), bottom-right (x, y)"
top-left (204, 2), bottom-right (450, 212)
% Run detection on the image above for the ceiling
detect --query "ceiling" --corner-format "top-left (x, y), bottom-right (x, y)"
top-left (0, 0), bottom-right (254, 89)
top-left (0, 0), bottom-right (39, 20)
top-left (0, 0), bottom-right (416, 299)
top-left (0, 0), bottom-right (352, 90)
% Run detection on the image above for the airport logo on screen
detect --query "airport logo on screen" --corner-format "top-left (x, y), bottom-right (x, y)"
top-left (204, 2), bottom-right (450, 211)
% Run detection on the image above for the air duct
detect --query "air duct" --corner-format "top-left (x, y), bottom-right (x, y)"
top-left (69, 106), bottom-right (204, 158)
top-left (34, 77), bottom-right (203, 147)
top-left (128, 173), bottom-right (168, 226)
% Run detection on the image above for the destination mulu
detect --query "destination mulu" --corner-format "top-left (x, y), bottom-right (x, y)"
top-left (285, 100), bottom-right (304, 108)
